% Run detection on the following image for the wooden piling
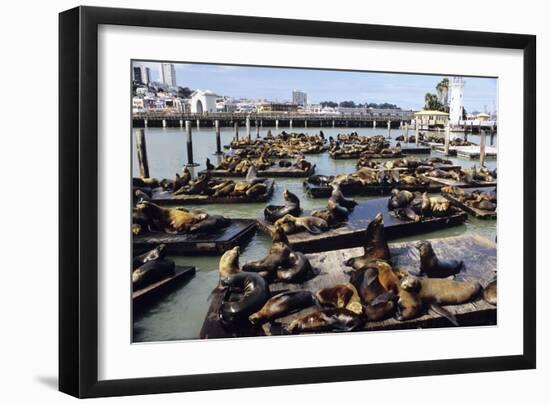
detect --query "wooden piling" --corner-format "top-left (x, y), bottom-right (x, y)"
top-left (256, 120), bottom-right (260, 138)
top-left (490, 125), bottom-right (495, 146)
top-left (444, 124), bottom-right (450, 155)
top-left (185, 120), bottom-right (197, 166)
top-left (404, 123), bottom-right (409, 143)
top-left (246, 116), bottom-right (251, 140)
top-left (196, 119), bottom-right (200, 129)
top-left (276, 119), bottom-right (279, 130)
top-left (387, 120), bottom-right (391, 139)
top-left (135, 129), bottom-right (150, 178)
top-left (480, 128), bottom-right (486, 167)
top-left (233, 122), bottom-right (239, 140)
top-left (214, 120), bottom-right (222, 154)
top-left (290, 119), bottom-right (293, 129)
top-left (415, 121), bottom-right (419, 146)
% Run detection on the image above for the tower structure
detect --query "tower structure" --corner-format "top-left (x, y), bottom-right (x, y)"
top-left (449, 76), bottom-right (464, 125)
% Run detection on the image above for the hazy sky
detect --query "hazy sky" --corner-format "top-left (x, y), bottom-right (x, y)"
top-left (135, 61), bottom-right (497, 112)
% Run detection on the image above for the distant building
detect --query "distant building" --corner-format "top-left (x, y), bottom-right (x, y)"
top-left (292, 90), bottom-right (307, 106)
top-left (161, 63), bottom-right (177, 87)
top-left (414, 110), bottom-right (449, 128)
top-left (477, 112), bottom-right (490, 121)
top-left (133, 65), bottom-right (151, 85)
top-left (449, 77), bottom-right (465, 125)
top-left (190, 90), bottom-right (219, 114)
top-left (258, 102), bottom-right (299, 113)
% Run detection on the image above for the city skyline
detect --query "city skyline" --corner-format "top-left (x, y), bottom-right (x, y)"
top-left (133, 61), bottom-right (497, 113)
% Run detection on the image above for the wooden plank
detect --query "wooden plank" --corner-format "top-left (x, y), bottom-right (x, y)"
top-left (257, 197), bottom-right (467, 253)
top-left (133, 219), bottom-right (257, 255)
top-left (421, 175), bottom-right (496, 188)
top-left (133, 266), bottom-right (196, 313)
top-left (150, 179), bottom-right (274, 205)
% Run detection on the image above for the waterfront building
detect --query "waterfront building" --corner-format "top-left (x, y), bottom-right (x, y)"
top-left (257, 102), bottom-right (299, 113)
top-left (161, 63), bottom-right (177, 87)
top-left (292, 90), bottom-right (307, 106)
top-left (414, 110), bottom-right (449, 128)
top-left (449, 77), bottom-right (465, 125)
top-left (190, 90), bottom-right (219, 114)
top-left (477, 112), bottom-right (490, 121)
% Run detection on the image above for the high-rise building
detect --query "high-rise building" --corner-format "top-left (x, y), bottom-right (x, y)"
top-left (132, 65), bottom-right (151, 85)
top-left (449, 77), bottom-right (465, 125)
top-left (292, 90), bottom-right (307, 106)
top-left (161, 63), bottom-right (177, 87)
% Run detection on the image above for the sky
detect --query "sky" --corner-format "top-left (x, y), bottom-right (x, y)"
top-left (134, 61), bottom-right (497, 113)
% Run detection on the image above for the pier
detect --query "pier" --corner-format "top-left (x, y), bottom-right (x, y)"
top-left (132, 112), bottom-right (415, 129)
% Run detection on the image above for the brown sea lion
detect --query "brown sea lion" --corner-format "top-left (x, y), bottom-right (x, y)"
top-left (219, 272), bottom-right (269, 325)
top-left (401, 276), bottom-right (481, 306)
top-left (188, 214), bottom-right (229, 233)
top-left (286, 308), bottom-right (365, 334)
top-left (264, 189), bottom-right (302, 223)
top-left (135, 201), bottom-right (206, 233)
top-left (395, 280), bottom-right (423, 321)
top-left (330, 184), bottom-right (357, 210)
top-left (483, 279), bottom-right (497, 305)
top-left (345, 213), bottom-right (391, 270)
top-left (388, 189), bottom-right (414, 210)
top-left (274, 214), bottom-right (328, 235)
top-left (315, 283), bottom-right (363, 315)
top-left (245, 182), bottom-right (268, 198)
top-left (248, 290), bottom-right (316, 325)
top-left (242, 228), bottom-right (292, 276)
top-left (416, 240), bottom-right (463, 278)
top-left (218, 246), bottom-right (241, 287)
top-left (365, 260), bottom-right (401, 294)
top-left (132, 244), bottom-right (166, 270)
top-left (276, 251), bottom-right (314, 283)
top-left (392, 207), bottom-right (421, 222)
top-left (132, 258), bottom-right (175, 291)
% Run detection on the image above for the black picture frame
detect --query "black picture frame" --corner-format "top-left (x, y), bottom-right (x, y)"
top-left (59, 6), bottom-right (536, 398)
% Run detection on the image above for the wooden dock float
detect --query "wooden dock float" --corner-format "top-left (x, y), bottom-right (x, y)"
top-left (150, 179), bottom-right (274, 205)
top-left (442, 188), bottom-right (497, 219)
top-left (399, 146), bottom-right (431, 154)
top-left (257, 197), bottom-right (467, 253)
top-left (454, 145), bottom-right (497, 160)
top-left (199, 235), bottom-right (496, 339)
top-left (133, 265), bottom-right (196, 313)
top-left (133, 219), bottom-right (257, 255)
top-left (199, 166), bottom-right (315, 178)
top-left (303, 179), bottom-right (443, 198)
top-left (420, 175), bottom-right (496, 189)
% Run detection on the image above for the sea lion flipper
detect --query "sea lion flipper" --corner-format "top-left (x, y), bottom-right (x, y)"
top-left (429, 303), bottom-right (459, 326)
top-left (370, 291), bottom-right (396, 306)
top-left (302, 222), bottom-right (322, 234)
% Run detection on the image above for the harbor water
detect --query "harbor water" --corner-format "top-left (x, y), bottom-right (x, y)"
top-left (132, 126), bottom-right (497, 342)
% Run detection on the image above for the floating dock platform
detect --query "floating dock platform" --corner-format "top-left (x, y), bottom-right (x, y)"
top-left (419, 175), bottom-right (496, 189)
top-left (303, 179), bottom-right (443, 198)
top-left (150, 179), bottom-right (274, 205)
top-left (199, 166), bottom-right (315, 178)
top-left (200, 235), bottom-right (496, 339)
top-left (257, 197), bottom-right (467, 253)
top-left (133, 219), bottom-right (257, 255)
top-left (133, 265), bottom-right (196, 313)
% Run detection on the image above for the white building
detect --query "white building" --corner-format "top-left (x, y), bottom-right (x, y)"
top-left (449, 76), bottom-right (465, 126)
top-left (190, 90), bottom-right (219, 114)
top-left (292, 90), bottom-right (307, 106)
top-left (133, 65), bottom-right (151, 85)
top-left (161, 63), bottom-right (177, 87)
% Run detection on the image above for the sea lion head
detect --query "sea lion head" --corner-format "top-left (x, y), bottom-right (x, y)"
top-left (135, 201), bottom-right (161, 218)
top-left (415, 240), bottom-right (434, 258)
top-left (277, 214), bottom-right (296, 225)
top-left (400, 276), bottom-right (421, 293)
top-left (270, 225), bottom-right (290, 245)
top-left (219, 246), bottom-right (241, 279)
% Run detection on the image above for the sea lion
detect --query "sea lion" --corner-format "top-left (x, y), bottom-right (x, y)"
top-left (135, 201), bottom-right (206, 233)
top-left (276, 251), bottom-right (314, 282)
top-left (134, 189), bottom-right (151, 203)
top-left (274, 214), bottom-right (328, 235)
top-left (242, 240), bottom-right (292, 276)
top-left (132, 244), bottom-right (166, 270)
top-left (264, 189), bottom-right (302, 223)
top-left (392, 207), bottom-right (421, 222)
top-left (219, 272), bottom-right (269, 325)
top-left (388, 189), bottom-right (414, 210)
top-left (416, 240), bottom-right (463, 278)
top-left (483, 279), bottom-right (497, 305)
top-left (245, 182), bottom-right (268, 198)
top-left (330, 185), bottom-right (357, 210)
top-left (218, 246), bottom-right (241, 287)
top-left (345, 213), bottom-right (391, 270)
top-left (395, 282), bottom-right (423, 321)
top-left (326, 198), bottom-right (350, 221)
top-left (132, 258), bottom-right (175, 291)
top-left (188, 214), bottom-right (229, 233)
top-left (401, 276), bottom-right (481, 306)
top-left (212, 181), bottom-right (235, 197)
top-left (205, 158), bottom-right (215, 171)
top-left (248, 290), bottom-right (316, 324)
top-left (245, 166), bottom-right (263, 185)
top-left (315, 283), bottom-right (363, 315)
top-left (364, 260), bottom-right (401, 294)
top-left (286, 308), bottom-right (365, 334)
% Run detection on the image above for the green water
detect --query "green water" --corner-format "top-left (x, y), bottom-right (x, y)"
top-left (132, 126), bottom-right (497, 342)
